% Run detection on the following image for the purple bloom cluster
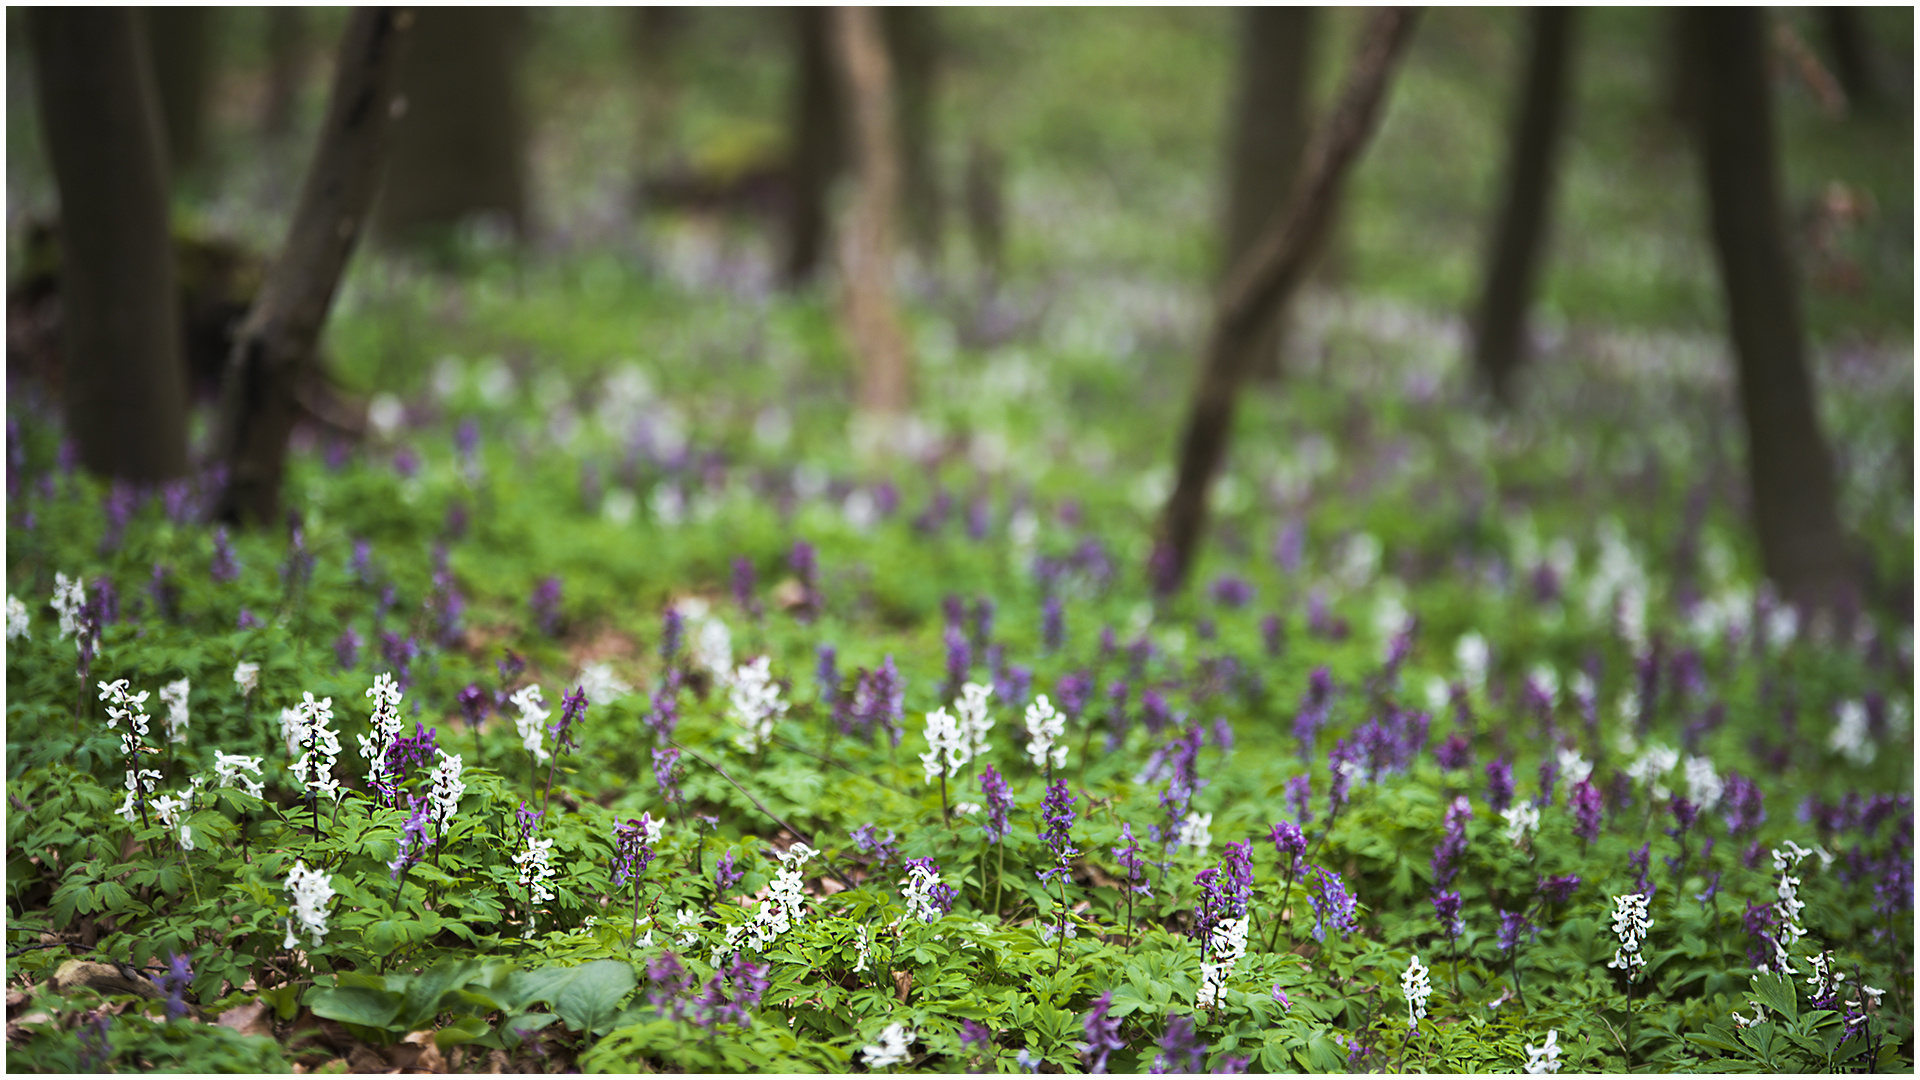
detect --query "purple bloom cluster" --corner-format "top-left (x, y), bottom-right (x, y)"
top-left (1720, 771), bottom-right (1766, 836)
top-left (1484, 757), bottom-right (1515, 814)
top-left (1151, 1015), bottom-right (1207, 1074)
top-left (389, 795), bottom-right (434, 880)
top-left (1285, 775), bottom-right (1313, 826)
top-left (1497, 908), bottom-right (1535, 953)
top-left (1304, 864), bottom-right (1358, 942)
top-left (1038, 779), bottom-right (1080, 884)
top-left (646, 951), bottom-right (767, 1029)
top-left (1113, 823), bottom-right (1152, 898)
top-left (1042, 595), bottom-right (1065, 652)
top-left (1430, 797), bottom-right (1472, 890)
top-left (1292, 667), bottom-right (1335, 755)
top-left (387, 723), bottom-right (441, 789)
top-left (659, 608), bottom-right (683, 664)
top-left (849, 656), bottom-right (905, 745)
top-left (1431, 890), bottom-right (1463, 937)
top-left (1434, 731), bottom-right (1473, 772)
top-left (903, 856), bottom-right (958, 916)
top-left (714, 850), bottom-right (743, 894)
top-left (155, 952), bottom-right (193, 1021)
top-left (815, 645), bottom-right (839, 706)
top-left (850, 823), bottom-right (901, 866)
top-left (531, 576), bottom-right (563, 636)
top-left (1569, 778), bottom-right (1603, 846)
top-left (1269, 820), bottom-right (1307, 873)
top-left (1194, 840), bottom-right (1255, 947)
top-left (652, 747), bottom-right (683, 808)
top-left (1353, 707), bottom-right (1428, 781)
top-left (646, 669), bottom-right (682, 742)
top-left (979, 766), bottom-right (1014, 844)
top-left (612, 813), bottom-right (660, 888)
top-left (549, 686), bottom-right (588, 754)
top-left (1079, 991), bottom-right (1127, 1073)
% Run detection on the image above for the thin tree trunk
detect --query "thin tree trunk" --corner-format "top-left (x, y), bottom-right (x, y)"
top-left (963, 135), bottom-right (1005, 287)
top-left (1680, 8), bottom-right (1856, 614)
top-left (882, 7), bottom-right (941, 265)
top-left (262, 7), bottom-right (308, 140)
top-left (1469, 7), bottom-right (1575, 407)
top-left (784, 7), bottom-right (841, 286)
top-left (212, 8), bottom-right (413, 526)
top-left (144, 7), bottom-right (214, 182)
top-left (1818, 8), bottom-right (1883, 111)
top-left (30, 7), bottom-right (190, 484)
top-left (372, 7), bottom-right (526, 248)
top-left (1221, 7), bottom-right (1319, 382)
top-left (831, 6), bottom-right (911, 418)
top-left (1157, 8), bottom-right (1420, 594)
top-left (627, 6), bottom-right (685, 178)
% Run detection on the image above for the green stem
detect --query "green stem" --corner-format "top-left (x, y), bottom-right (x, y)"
top-left (939, 772), bottom-right (951, 829)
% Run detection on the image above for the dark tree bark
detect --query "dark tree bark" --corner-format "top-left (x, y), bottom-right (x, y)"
top-left (262, 7), bottom-right (309, 139)
top-left (1819, 8), bottom-right (1884, 110)
top-left (1680, 8), bottom-right (1855, 613)
top-left (881, 7), bottom-right (941, 263)
top-left (626, 6), bottom-right (686, 177)
top-left (1157, 8), bottom-right (1420, 595)
top-left (373, 7), bottom-right (526, 248)
top-left (1221, 7), bottom-right (1318, 382)
top-left (29, 8), bottom-right (190, 483)
top-left (143, 7), bottom-right (214, 180)
top-left (963, 135), bottom-right (1005, 285)
top-left (831, 5), bottom-right (911, 418)
top-left (784, 7), bottom-right (842, 286)
top-left (1469, 7), bottom-right (1576, 406)
top-left (212, 8), bottom-right (413, 526)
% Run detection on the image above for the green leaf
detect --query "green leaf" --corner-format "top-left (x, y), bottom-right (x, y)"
top-left (434, 1015), bottom-right (492, 1049)
top-left (1751, 972), bottom-right (1798, 1022)
top-left (507, 959), bottom-right (636, 1035)
top-left (308, 986), bottom-right (404, 1031)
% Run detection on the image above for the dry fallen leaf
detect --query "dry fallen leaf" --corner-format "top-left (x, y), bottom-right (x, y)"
top-left (346, 1043), bottom-right (386, 1072)
top-left (891, 969), bottom-right (912, 1004)
top-left (401, 1029), bottom-right (448, 1073)
top-left (215, 998), bottom-right (274, 1040)
top-left (488, 1048), bottom-right (510, 1073)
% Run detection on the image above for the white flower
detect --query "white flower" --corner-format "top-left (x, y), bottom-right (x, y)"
top-left (1402, 953), bottom-right (1432, 1028)
top-left (954, 681), bottom-right (995, 760)
top-left (1555, 747), bottom-right (1592, 786)
top-left (1501, 802), bottom-right (1541, 847)
top-left (427, 750), bottom-right (466, 833)
top-left (151, 791), bottom-right (195, 851)
top-left (1198, 914), bottom-right (1250, 1009)
top-left (116, 767), bottom-right (162, 822)
top-left (1522, 1029), bottom-right (1561, 1073)
top-left (690, 612), bottom-right (733, 680)
top-left (919, 707), bottom-right (972, 782)
top-left (159, 678), bottom-right (190, 744)
top-left (5, 594), bottom-right (29, 640)
top-left (954, 801), bottom-right (982, 816)
top-left (98, 679), bottom-right (153, 757)
top-left (1606, 893), bottom-right (1651, 980)
top-left (515, 834), bottom-right (558, 906)
top-left (853, 923), bottom-right (872, 973)
top-left (1023, 694), bottom-right (1067, 771)
top-left (358, 672), bottom-right (406, 788)
top-left (575, 661), bottom-right (633, 703)
top-left (739, 842), bottom-right (814, 955)
top-left (728, 657), bottom-right (788, 754)
top-left (1177, 811), bottom-right (1213, 855)
top-left (901, 862), bottom-right (946, 925)
top-left (51, 573), bottom-right (86, 640)
top-left (212, 751), bottom-right (265, 798)
top-left (1626, 744), bottom-right (1678, 801)
top-left (1526, 664), bottom-right (1559, 705)
top-left (1828, 700), bottom-right (1875, 765)
top-left (233, 661), bottom-right (260, 699)
top-left (1455, 633), bottom-right (1489, 692)
top-left (510, 684), bottom-right (551, 763)
top-left (1683, 754), bottom-right (1723, 810)
top-left (283, 860), bottom-right (336, 949)
top-left (287, 692), bottom-right (342, 802)
top-left (674, 907), bottom-right (704, 948)
top-left (861, 1022), bottom-right (915, 1069)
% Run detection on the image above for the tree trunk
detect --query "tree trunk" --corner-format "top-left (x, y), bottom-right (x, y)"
top-left (963, 135), bottom-right (1006, 286)
top-left (831, 6), bottom-right (912, 418)
top-left (881, 7), bottom-right (941, 265)
top-left (1221, 6), bottom-right (1319, 381)
top-left (1469, 7), bottom-right (1575, 407)
top-left (1819, 7), bottom-right (1883, 111)
top-left (784, 7), bottom-right (841, 286)
top-left (143, 7), bottom-right (214, 181)
top-left (262, 6), bottom-right (308, 139)
top-left (29, 7), bottom-right (190, 484)
top-left (627, 6), bottom-right (686, 178)
top-left (212, 8), bottom-right (413, 526)
top-left (1157, 8), bottom-right (1419, 595)
top-left (373, 7), bottom-right (526, 248)
top-left (1680, 9), bottom-right (1855, 614)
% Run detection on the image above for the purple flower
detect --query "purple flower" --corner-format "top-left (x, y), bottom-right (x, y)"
top-left (1141, 689), bottom-right (1172, 736)
top-left (970, 597), bottom-right (996, 649)
top-left (1039, 779), bottom-right (1080, 883)
top-left (944, 624), bottom-right (972, 692)
top-left (1431, 889), bottom-right (1463, 936)
top-left (1210, 575), bottom-right (1254, 608)
top-left (148, 563), bottom-right (179, 622)
top-left (389, 795), bottom-right (434, 880)
top-left (1569, 778), bottom-right (1603, 846)
top-left (1285, 775), bottom-right (1314, 826)
top-left (1484, 757), bottom-right (1514, 814)
top-left (960, 1019), bottom-right (994, 1053)
top-left (653, 747), bottom-right (683, 807)
top-left (646, 669), bottom-right (682, 741)
top-left (1669, 796), bottom-right (1699, 836)
top-left (1293, 667), bottom-right (1335, 755)
top-left (76, 1011), bottom-right (111, 1070)
top-left (1497, 908), bottom-right (1535, 953)
top-left (531, 576), bottom-right (563, 636)
top-left (1113, 823), bottom-right (1152, 898)
top-left (1431, 797), bottom-right (1471, 889)
top-left (903, 855), bottom-right (958, 916)
top-left (1260, 615), bottom-right (1285, 657)
top-left (1056, 672), bottom-right (1093, 721)
top-left (458, 684), bottom-right (490, 729)
top-left (334, 627), bottom-right (362, 671)
top-left (790, 540), bottom-right (816, 587)
top-left (1536, 755), bottom-right (1560, 807)
top-left (1628, 842), bottom-right (1655, 899)
top-left (1079, 992), bottom-right (1127, 1073)
top-left (351, 539), bottom-right (376, 585)
top-left (1742, 900), bottom-right (1776, 968)
top-left (155, 952), bottom-right (193, 1021)
top-left (1272, 520), bottom-right (1304, 572)
top-left (381, 632), bottom-right (418, 690)
top-left (660, 608), bottom-right (684, 663)
top-left (850, 823), bottom-right (901, 866)
top-left (548, 686), bottom-right (588, 754)
top-left (1434, 731), bottom-right (1473, 772)
top-left (1327, 739), bottom-right (1361, 818)
top-left (1269, 820), bottom-right (1307, 869)
top-left (731, 556), bottom-right (757, 615)
top-left (815, 645), bottom-right (839, 706)
top-left (1304, 864), bottom-right (1358, 942)
top-left (1721, 771), bottom-right (1766, 836)
top-left (1538, 874), bottom-right (1581, 905)
top-left (1042, 595), bottom-right (1065, 652)
top-left (1151, 1015), bottom-right (1207, 1074)
top-left (387, 723), bottom-right (441, 787)
top-left (714, 850), bottom-right (743, 894)
top-left (237, 608), bottom-right (261, 630)
top-left (980, 766), bottom-right (1014, 844)
top-left (853, 656), bottom-right (906, 746)
top-left (612, 813), bottom-right (660, 887)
